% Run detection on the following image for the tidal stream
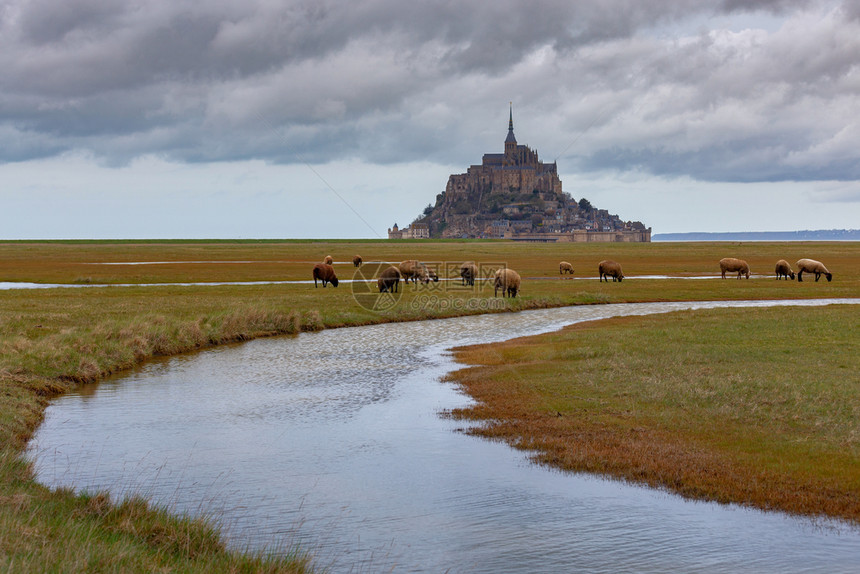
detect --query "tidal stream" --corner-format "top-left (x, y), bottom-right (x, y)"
top-left (28, 299), bottom-right (860, 573)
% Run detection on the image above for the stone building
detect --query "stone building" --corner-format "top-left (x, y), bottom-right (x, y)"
top-left (388, 222), bottom-right (429, 239)
top-left (445, 107), bottom-right (562, 202)
top-left (395, 106), bottom-right (650, 242)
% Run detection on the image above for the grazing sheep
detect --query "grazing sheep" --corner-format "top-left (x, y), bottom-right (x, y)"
top-left (312, 263), bottom-right (339, 288)
top-left (426, 266), bottom-right (440, 282)
top-left (494, 268), bottom-right (521, 297)
top-left (796, 258), bottom-right (833, 282)
top-left (377, 265), bottom-right (401, 293)
top-left (559, 261), bottom-right (574, 275)
top-left (598, 260), bottom-right (624, 282)
top-left (460, 261), bottom-right (478, 286)
top-left (353, 255), bottom-right (363, 267)
top-left (323, 255), bottom-right (333, 265)
top-left (774, 259), bottom-right (795, 280)
top-left (399, 260), bottom-right (430, 284)
top-left (719, 257), bottom-right (750, 280)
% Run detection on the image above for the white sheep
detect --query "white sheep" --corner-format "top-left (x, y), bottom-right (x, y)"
top-left (796, 258), bottom-right (832, 282)
top-left (559, 261), bottom-right (574, 275)
top-left (494, 268), bottom-right (521, 297)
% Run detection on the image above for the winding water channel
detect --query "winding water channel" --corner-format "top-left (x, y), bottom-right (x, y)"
top-left (28, 299), bottom-right (860, 573)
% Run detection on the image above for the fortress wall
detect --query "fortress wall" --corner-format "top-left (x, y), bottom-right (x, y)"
top-left (505, 230), bottom-right (651, 243)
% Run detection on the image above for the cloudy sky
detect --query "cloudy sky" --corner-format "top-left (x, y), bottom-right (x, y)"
top-left (2, 0), bottom-right (859, 239)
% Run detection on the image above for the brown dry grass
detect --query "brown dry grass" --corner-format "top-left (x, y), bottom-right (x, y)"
top-left (448, 305), bottom-right (860, 523)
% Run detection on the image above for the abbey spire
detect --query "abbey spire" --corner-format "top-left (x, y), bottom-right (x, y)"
top-left (505, 103), bottom-right (517, 159)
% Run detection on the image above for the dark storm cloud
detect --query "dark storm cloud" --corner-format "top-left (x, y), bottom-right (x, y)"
top-left (0, 0), bottom-right (857, 184)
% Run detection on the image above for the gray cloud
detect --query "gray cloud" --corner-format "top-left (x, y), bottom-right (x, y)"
top-left (1, 0), bottom-right (857, 184)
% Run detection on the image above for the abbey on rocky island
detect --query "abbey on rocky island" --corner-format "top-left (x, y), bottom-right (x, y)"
top-left (390, 107), bottom-right (650, 242)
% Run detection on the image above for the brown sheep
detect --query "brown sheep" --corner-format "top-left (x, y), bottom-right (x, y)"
top-left (377, 265), bottom-right (401, 293)
top-left (399, 260), bottom-right (430, 284)
top-left (796, 258), bottom-right (833, 282)
top-left (323, 255), bottom-right (333, 265)
top-left (426, 265), bottom-right (440, 283)
top-left (774, 259), bottom-right (795, 280)
top-left (460, 261), bottom-right (478, 286)
top-left (312, 263), bottom-right (339, 288)
top-left (559, 261), bottom-right (574, 275)
top-left (353, 255), bottom-right (363, 267)
top-left (598, 260), bottom-right (624, 282)
top-left (494, 268), bottom-right (521, 297)
top-left (719, 257), bottom-right (749, 279)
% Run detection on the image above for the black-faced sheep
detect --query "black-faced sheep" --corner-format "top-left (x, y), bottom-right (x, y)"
top-left (312, 263), bottom-right (339, 288)
top-left (598, 260), bottom-right (624, 282)
top-left (719, 257), bottom-right (750, 279)
top-left (494, 268), bottom-right (521, 297)
top-left (775, 259), bottom-right (795, 280)
top-left (559, 261), bottom-right (574, 275)
top-left (460, 261), bottom-right (478, 286)
top-left (323, 255), bottom-right (333, 265)
top-left (377, 265), bottom-right (401, 293)
top-left (399, 260), bottom-right (430, 284)
top-left (353, 255), bottom-right (362, 267)
top-left (796, 258), bottom-right (833, 282)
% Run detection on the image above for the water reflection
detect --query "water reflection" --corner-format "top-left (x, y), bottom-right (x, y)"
top-left (28, 299), bottom-right (860, 573)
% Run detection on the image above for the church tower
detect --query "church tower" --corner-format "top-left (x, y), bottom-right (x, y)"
top-left (504, 104), bottom-right (517, 163)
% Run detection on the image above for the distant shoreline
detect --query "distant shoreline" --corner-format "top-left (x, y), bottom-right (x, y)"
top-left (653, 229), bottom-right (860, 242)
top-left (2, 231), bottom-right (859, 243)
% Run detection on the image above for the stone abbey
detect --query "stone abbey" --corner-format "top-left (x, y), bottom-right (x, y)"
top-left (448, 107), bottom-right (563, 201)
top-left (391, 107), bottom-right (650, 242)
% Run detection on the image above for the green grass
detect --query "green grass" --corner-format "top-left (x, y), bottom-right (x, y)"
top-left (0, 448), bottom-right (312, 573)
top-left (1, 239), bottom-right (859, 571)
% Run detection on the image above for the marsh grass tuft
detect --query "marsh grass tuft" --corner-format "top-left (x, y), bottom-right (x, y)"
top-left (572, 291), bottom-right (611, 304)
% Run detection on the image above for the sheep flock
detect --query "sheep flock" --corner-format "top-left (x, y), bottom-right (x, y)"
top-left (310, 253), bottom-right (834, 296)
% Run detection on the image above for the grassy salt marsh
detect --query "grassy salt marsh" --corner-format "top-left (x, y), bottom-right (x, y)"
top-left (1, 239), bottom-right (859, 571)
top-left (448, 304), bottom-right (860, 523)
